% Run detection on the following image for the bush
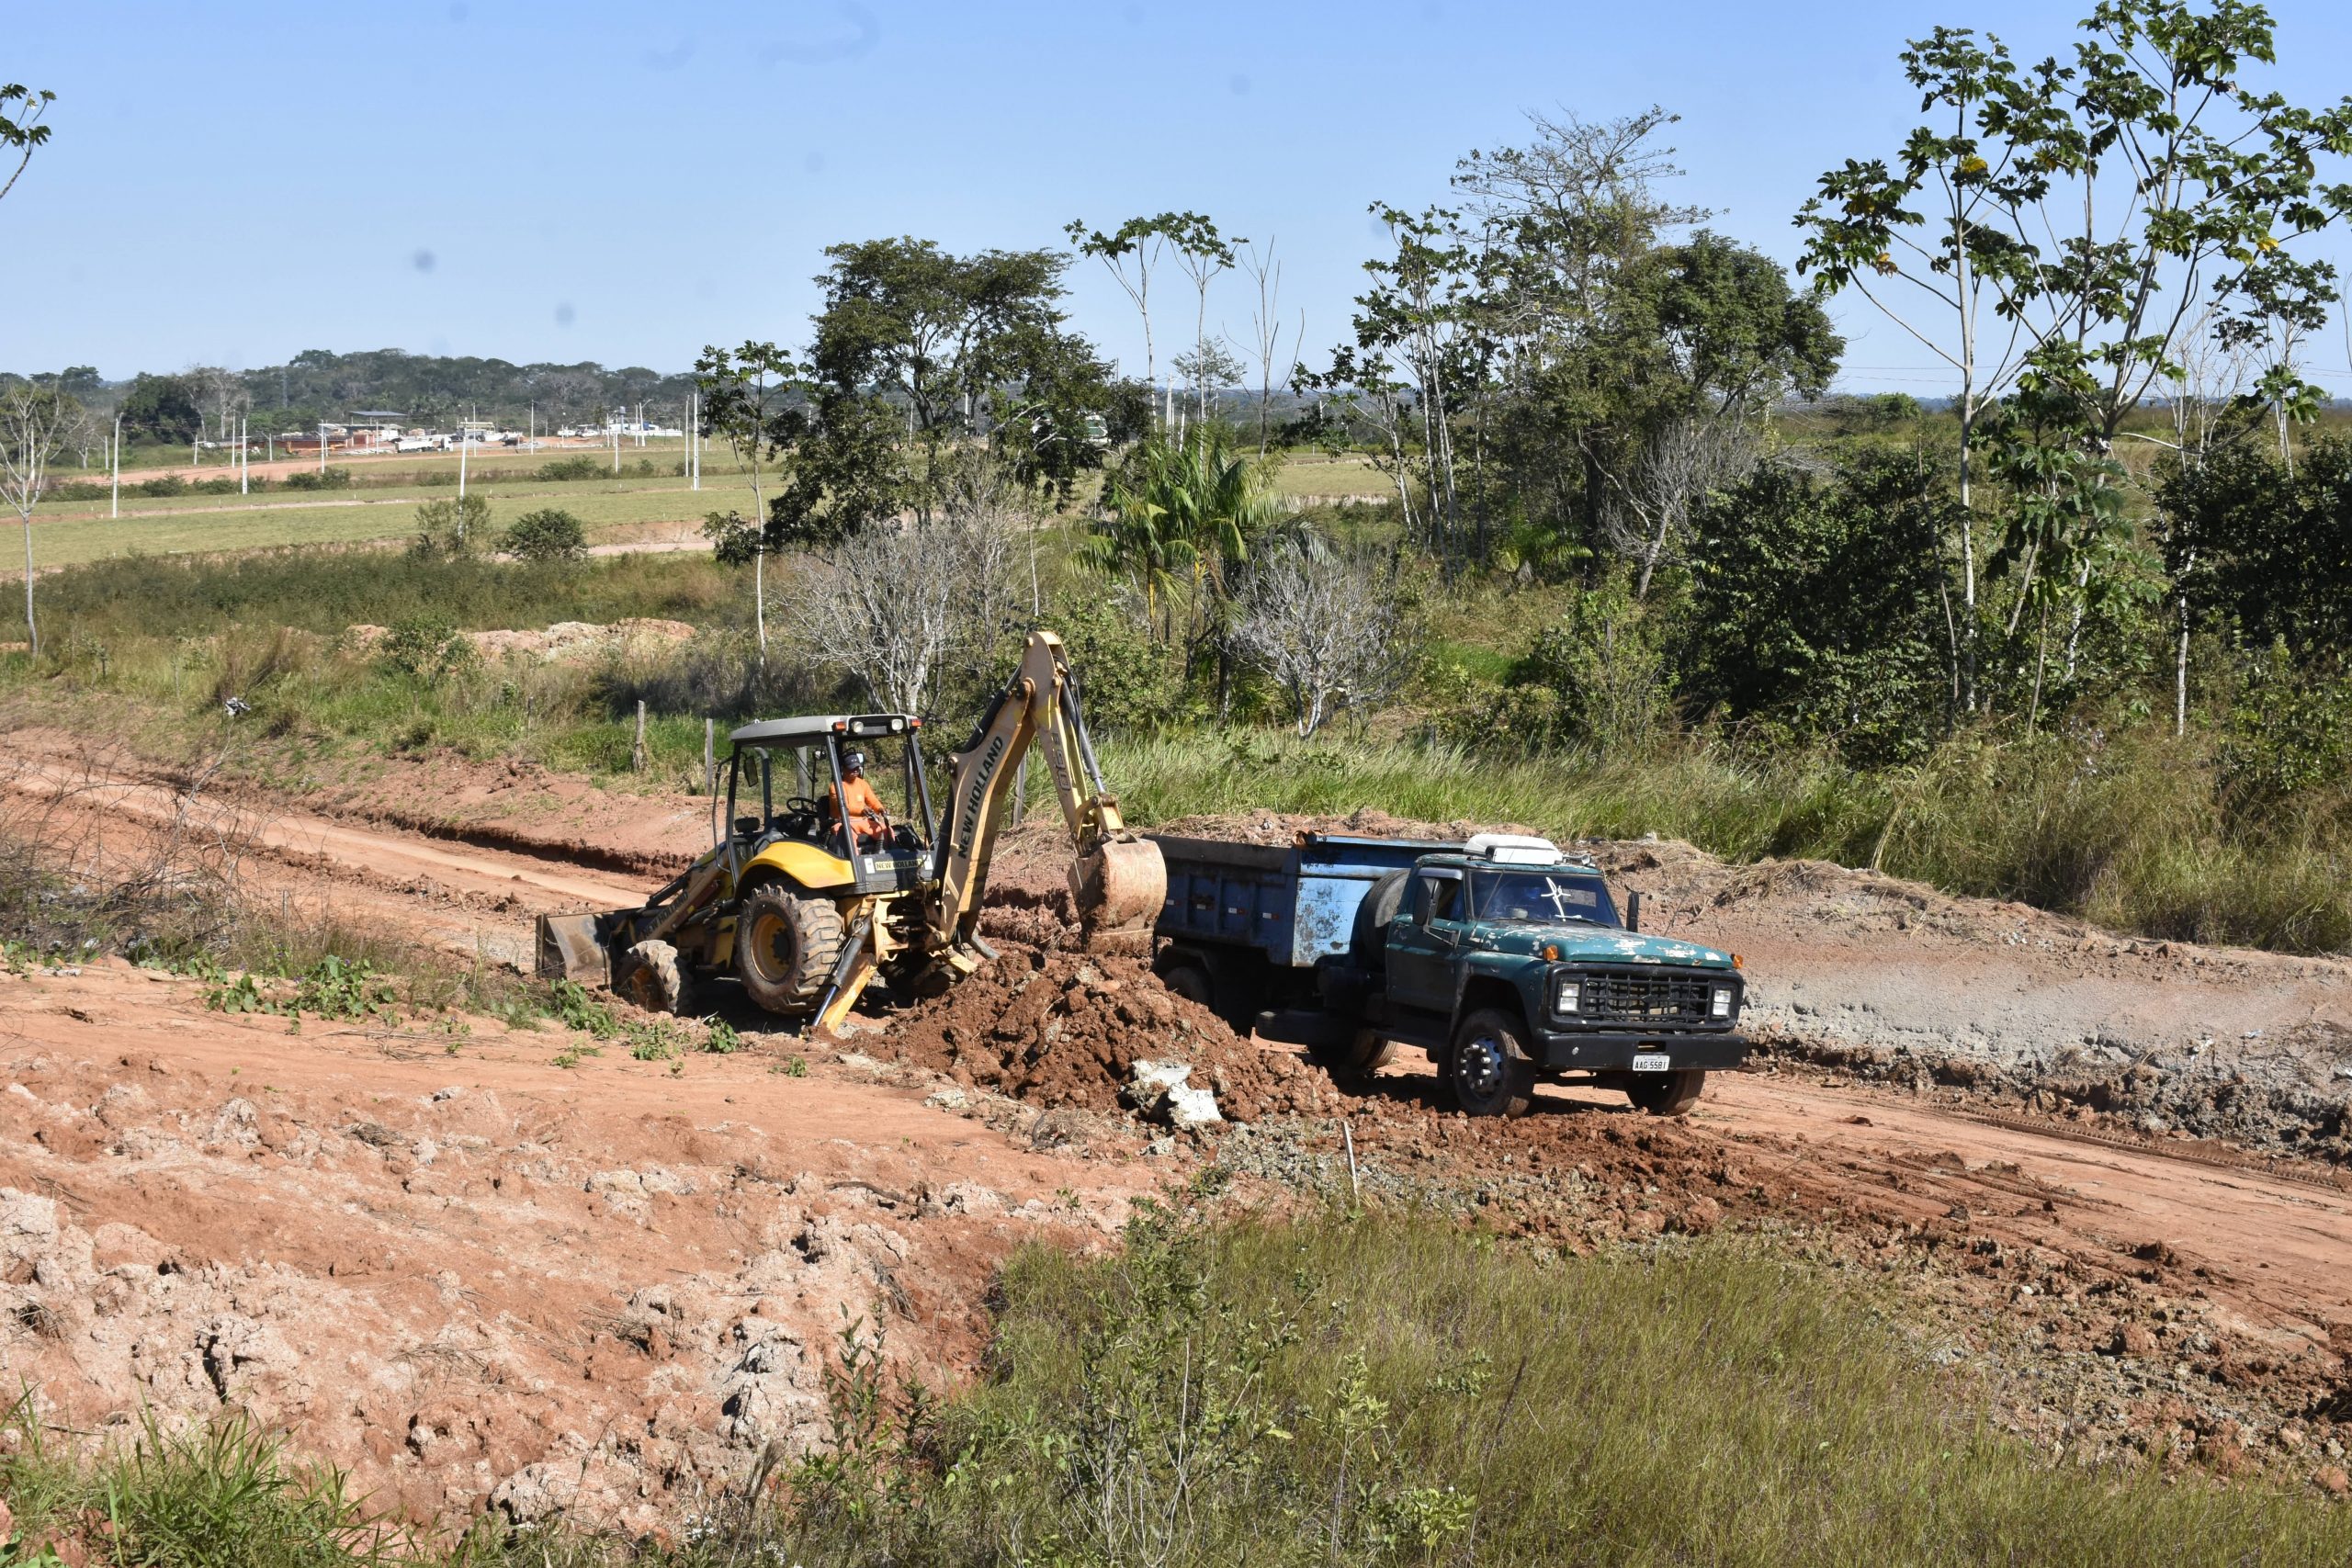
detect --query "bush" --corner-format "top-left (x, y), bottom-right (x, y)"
top-left (136, 473), bottom-right (187, 498)
top-left (499, 507), bottom-right (588, 563)
top-left (536, 455), bottom-right (605, 481)
top-left (192, 476), bottom-right (242, 494)
top-left (42, 479), bottom-right (107, 502)
top-left (411, 493), bottom-right (493, 558)
top-left (282, 466), bottom-right (354, 491)
top-left (377, 615), bottom-right (478, 680)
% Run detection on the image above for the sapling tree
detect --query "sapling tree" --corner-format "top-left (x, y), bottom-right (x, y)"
top-left (1797, 0), bottom-right (2352, 713)
top-left (2, 382), bottom-right (77, 657)
top-left (0, 83), bottom-right (54, 206)
top-left (695, 341), bottom-right (807, 661)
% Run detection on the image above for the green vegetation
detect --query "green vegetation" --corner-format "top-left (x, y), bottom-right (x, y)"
top-left (3, 1207), bottom-right (2344, 1565)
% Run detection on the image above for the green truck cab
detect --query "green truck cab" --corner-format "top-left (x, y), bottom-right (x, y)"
top-left (1340, 834), bottom-right (1747, 1116)
top-left (1149, 830), bottom-right (1750, 1119)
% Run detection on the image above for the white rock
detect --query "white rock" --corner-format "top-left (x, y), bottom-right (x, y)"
top-left (1163, 1084), bottom-right (1224, 1130)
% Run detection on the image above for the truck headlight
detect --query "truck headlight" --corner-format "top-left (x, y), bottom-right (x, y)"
top-left (1554, 977), bottom-right (1580, 1014)
top-left (1711, 986), bottom-right (1733, 1019)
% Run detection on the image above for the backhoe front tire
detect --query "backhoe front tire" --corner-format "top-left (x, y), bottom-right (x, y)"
top-left (616, 940), bottom-right (694, 1017)
top-left (734, 885), bottom-right (843, 1014)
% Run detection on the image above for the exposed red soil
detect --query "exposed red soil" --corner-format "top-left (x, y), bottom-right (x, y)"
top-left (0, 959), bottom-right (1150, 1536)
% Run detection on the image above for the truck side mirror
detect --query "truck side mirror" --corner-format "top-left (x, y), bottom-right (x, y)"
top-left (1626, 890), bottom-right (1643, 932)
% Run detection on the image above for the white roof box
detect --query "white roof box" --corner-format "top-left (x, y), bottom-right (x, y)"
top-left (1465, 832), bottom-right (1562, 865)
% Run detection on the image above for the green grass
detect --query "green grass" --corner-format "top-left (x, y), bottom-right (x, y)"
top-left (14, 477), bottom-right (763, 570)
top-left (755, 1201), bottom-right (2352, 1566)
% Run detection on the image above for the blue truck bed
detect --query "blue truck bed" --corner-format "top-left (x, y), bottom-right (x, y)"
top-left (1148, 832), bottom-right (1462, 972)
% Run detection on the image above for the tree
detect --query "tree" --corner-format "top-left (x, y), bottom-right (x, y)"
top-left (1684, 453), bottom-right (1952, 765)
top-left (773, 239), bottom-right (1119, 542)
top-left (1067, 216), bottom-right (1175, 403)
top-left (2158, 436), bottom-right (2352, 664)
top-left (782, 503), bottom-right (1019, 719)
top-left (695, 341), bottom-right (808, 660)
top-left (1163, 213), bottom-right (1240, 423)
top-left (1797, 2), bottom-right (2352, 714)
top-left (1235, 235), bottom-right (1302, 454)
top-left (117, 373), bottom-right (200, 446)
top-left (2, 382), bottom-right (77, 657)
top-left (0, 83), bottom-right (54, 206)
top-left (1232, 534), bottom-right (1418, 738)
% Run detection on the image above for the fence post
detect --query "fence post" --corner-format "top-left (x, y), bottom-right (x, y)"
top-left (704, 717), bottom-right (715, 795)
top-left (632, 700), bottom-right (648, 773)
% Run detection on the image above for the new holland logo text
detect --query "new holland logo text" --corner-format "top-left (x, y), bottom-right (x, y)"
top-left (956, 735), bottom-right (1008, 853)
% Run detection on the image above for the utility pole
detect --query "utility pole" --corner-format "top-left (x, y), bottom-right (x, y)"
top-left (318, 422), bottom-right (327, 474)
top-left (109, 415), bottom-right (120, 519)
top-left (689, 391), bottom-right (699, 491)
top-left (239, 415), bottom-right (248, 494)
top-left (458, 421), bottom-right (469, 502)
top-left (611, 414), bottom-right (620, 474)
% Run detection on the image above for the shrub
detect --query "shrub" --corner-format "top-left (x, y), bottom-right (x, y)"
top-left (411, 493), bottom-right (493, 558)
top-left (282, 466), bottom-right (353, 491)
top-left (43, 480), bottom-right (106, 502)
top-left (377, 615), bottom-right (478, 680)
top-left (136, 473), bottom-right (187, 498)
top-left (192, 476), bottom-right (241, 494)
top-left (536, 455), bottom-right (605, 481)
top-left (499, 507), bottom-right (588, 562)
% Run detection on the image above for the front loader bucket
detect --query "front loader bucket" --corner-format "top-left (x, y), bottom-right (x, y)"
top-left (537, 911), bottom-right (616, 986)
top-left (1071, 834), bottom-right (1167, 939)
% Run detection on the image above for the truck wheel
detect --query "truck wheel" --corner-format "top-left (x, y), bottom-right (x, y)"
top-left (1154, 954), bottom-right (1215, 1009)
top-left (734, 885), bottom-right (842, 1013)
top-left (616, 939), bottom-right (694, 1016)
top-left (1342, 1028), bottom-right (1398, 1074)
top-left (1447, 1009), bottom-right (1537, 1118)
top-left (1627, 1068), bottom-right (1706, 1116)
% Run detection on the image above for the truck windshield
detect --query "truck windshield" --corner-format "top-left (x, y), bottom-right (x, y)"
top-left (1467, 870), bottom-right (1621, 927)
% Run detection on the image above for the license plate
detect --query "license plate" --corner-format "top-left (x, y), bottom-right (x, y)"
top-left (1631, 1053), bottom-right (1671, 1073)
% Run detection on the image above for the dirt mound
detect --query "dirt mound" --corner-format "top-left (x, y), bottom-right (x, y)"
top-left (341, 618), bottom-right (696, 663)
top-left (865, 946), bottom-right (1340, 1123)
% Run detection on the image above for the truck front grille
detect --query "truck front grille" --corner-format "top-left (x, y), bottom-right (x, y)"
top-left (1571, 966), bottom-right (1722, 1025)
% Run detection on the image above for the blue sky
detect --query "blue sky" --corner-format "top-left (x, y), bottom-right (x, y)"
top-left (10, 0), bottom-right (2352, 395)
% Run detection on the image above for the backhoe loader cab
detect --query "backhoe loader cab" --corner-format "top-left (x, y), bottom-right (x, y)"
top-left (719, 714), bottom-right (932, 897)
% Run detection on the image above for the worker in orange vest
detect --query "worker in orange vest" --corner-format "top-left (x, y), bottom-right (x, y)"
top-left (831, 750), bottom-right (892, 849)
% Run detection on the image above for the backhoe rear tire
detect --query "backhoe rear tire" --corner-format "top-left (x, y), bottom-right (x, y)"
top-left (616, 940), bottom-right (694, 1017)
top-left (734, 885), bottom-right (843, 1014)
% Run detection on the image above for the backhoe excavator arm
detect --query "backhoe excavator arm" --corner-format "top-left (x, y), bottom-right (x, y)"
top-left (925, 628), bottom-right (1166, 953)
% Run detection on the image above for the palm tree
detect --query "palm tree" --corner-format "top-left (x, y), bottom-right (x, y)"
top-left (1085, 424), bottom-right (1279, 640)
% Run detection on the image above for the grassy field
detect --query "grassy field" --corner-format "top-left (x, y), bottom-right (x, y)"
top-left (11, 447), bottom-right (1384, 573)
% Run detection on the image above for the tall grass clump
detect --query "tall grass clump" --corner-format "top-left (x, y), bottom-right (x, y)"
top-left (0, 1396), bottom-right (418, 1566)
top-left (739, 1201), bottom-right (2352, 1567)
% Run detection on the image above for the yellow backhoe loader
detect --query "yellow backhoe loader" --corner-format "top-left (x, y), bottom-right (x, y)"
top-left (535, 629), bottom-right (1166, 1031)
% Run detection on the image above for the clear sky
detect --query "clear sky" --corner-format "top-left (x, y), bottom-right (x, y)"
top-left (10, 0), bottom-right (2352, 396)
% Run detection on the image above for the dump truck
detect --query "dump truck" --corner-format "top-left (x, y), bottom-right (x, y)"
top-left (537, 629), bottom-right (1165, 1031)
top-left (1148, 830), bottom-right (1748, 1116)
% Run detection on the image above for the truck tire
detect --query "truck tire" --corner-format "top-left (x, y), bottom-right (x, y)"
top-left (1627, 1068), bottom-right (1706, 1117)
top-left (734, 885), bottom-right (842, 1014)
top-left (1341, 1028), bottom-right (1398, 1074)
top-left (1447, 1008), bottom-right (1537, 1118)
top-left (1154, 954), bottom-right (1215, 1009)
top-left (1349, 869), bottom-right (1411, 971)
top-left (616, 939), bottom-right (694, 1016)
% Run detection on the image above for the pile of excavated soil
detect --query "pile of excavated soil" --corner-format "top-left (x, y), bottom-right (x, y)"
top-left (341, 618), bottom-right (696, 663)
top-left (866, 945), bottom-right (1342, 1123)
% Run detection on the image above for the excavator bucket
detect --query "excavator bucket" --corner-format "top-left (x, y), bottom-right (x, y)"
top-left (1071, 834), bottom-right (1167, 940)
